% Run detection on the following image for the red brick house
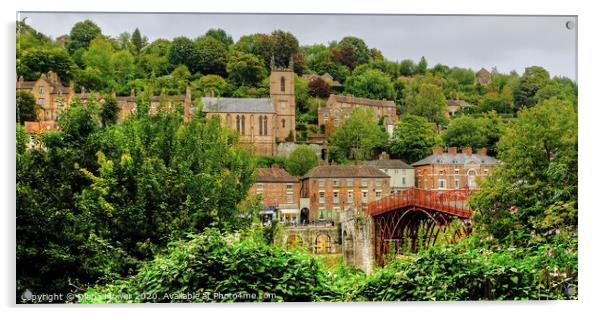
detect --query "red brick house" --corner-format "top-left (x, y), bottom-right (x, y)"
top-left (249, 165), bottom-right (301, 224)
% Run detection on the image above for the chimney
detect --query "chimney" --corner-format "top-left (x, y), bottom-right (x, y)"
top-left (271, 163), bottom-right (280, 170)
top-left (432, 146), bottom-right (444, 155)
top-left (448, 147), bottom-right (457, 155)
top-left (477, 147), bottom-right (488, 156)
top-left (462, 147), bottom-right (473, 155)
top-left (379, 152), bottom-right (390, 161)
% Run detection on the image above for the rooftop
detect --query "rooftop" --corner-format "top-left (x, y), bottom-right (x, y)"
top-left (257, 166), bottom-right (298, 183)
top-left (412, 152), bottom-right (499, 167)
top-left (201, 97), bottom-right (275, 113)
top-left (365, 159), bottom-right (413, 170)
top-left (328, 94), bottom-right (396, 108)
top-left (302, 164), bottom-right (390, 179)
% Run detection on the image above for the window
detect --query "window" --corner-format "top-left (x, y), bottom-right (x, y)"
top-left (263, 116), bottom-right (268, 135)
top-left (454, 169), bottom-right (460, 175)
top-left (454, 179), bottom-right (460, 189)
top-left (241, 115), bottom-right (245, 135)
top-left (402, 177), bottom-right (406, 185)
top-left (38, 86), bottom-right (44, 94)
top-left (258, 116), bottom-right (264, 135)
top-left (361, 180), bottom-right (368, 188)
top-left (333, 179), bottom-right (340, 187)
top-left (37, 98), bottom-right (45, 106)
top-left (333, 191), bottom-right (339, 204)
top-left (236, 115), bottom-right (241, 134)
top-left (319, 179), bottom-right (325, 188)
top-left (375, 180), bottom-right (382, 188)
top-left (58, 91), bottom-right (63, 97)
top-left (484, 169), bottom-right (489, 175)
top-left (439, 170), bottom-right (444, 175)
top-left (286, 184), bottom-right (294, 191)
top-left (319, 208), bottom-right (325, 220)
top-left (361, 191), bottom-right (368, 204)
top-left (323, 112), bottom-right (329, 119)
top-left (256, 183), bottom-right (264, 195)
top-left (347, 191), bottom-right (353, 204)
top-left (281, 119), bottom-right (286, 128)
top-left (319, 191), bottom-right (325, 204)
top-left (280, 77), bottom-right (285, 92)
top-left (347, 179), bottom-right (353, 187)
top-left (375, 191), bottom-right (382, 200)
top-left (438, 179), bottom-right (446, 189)
top-left (287, 192), bottom-right (294, 204)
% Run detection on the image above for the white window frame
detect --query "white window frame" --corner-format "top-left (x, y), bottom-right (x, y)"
top-left (361, 190), bottom-right (368, 204)
top-left (333, 191), bottom-right (339, 204)
top-left (319, 191), bottom-right (325, 204)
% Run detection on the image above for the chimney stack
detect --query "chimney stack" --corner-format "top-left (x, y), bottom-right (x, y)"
top-left (271, 163), bottom-right (280, 170)
top-left (462, 147), bottom-right (473, 155)
top-left (379, 152), bottom-right (390, 161)
top-left (448, 147), bottom-right (457, 155)
top-left (432, 146), bottom-right (444, 155)
top-left (477, 147), bottom-right (488, 156)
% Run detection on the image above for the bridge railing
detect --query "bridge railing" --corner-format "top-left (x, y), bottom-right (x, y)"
top-left (367, 188), bottom-right (472, 218)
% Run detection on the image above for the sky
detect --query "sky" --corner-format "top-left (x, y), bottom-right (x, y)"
top-left (18, 12), bottom-right (578, 80)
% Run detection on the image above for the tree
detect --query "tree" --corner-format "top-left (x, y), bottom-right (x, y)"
top-left (191, 74), bottom-right (228, 98)
top-left (131, 28), bottom-right (145, 56)
top-left (308, 77), bottom-right (331, 98)
top-left (390, 114), bottom-right (442, 163)
top-left (168, 37), bottom-right (200, 74)
top-left (67, 20), bottom-right (102, 53)
top-left (195, 36), bottom-right (228, 76)
top-left (205, 28), bottom-right (233, 47)
top-left (442, 116), bottom-right (487, 149)
top-left (514, 66), bottom-right (550, 108)
top-left (110, 50), bottom-right (137, 92)
top-left (18, 47), bottom-right (75, 82)
top-left (332, 36), bottom-right (370, 69)
top-left (233, 33), bottom-right (274, 69)
top-left (17, 90), bottom-right (37, 124)
top-left (471, 98), bottom-right (577, 240)
top-left (139, 39), bottom-right (171, 76)
top-left (344, 68), bottom-right (395, 100)
top-left (100, 94), bottom-right (120, 126)
top-left (329, 107), bottom-right (388, 161)
top-left (407, 83), bottom-right (448, 125)
top-left (399, 59), bottom-right (415, 76)
top-left (226, 51), bottom-right (267, 87)
top-left (285, 145), bottom-right (319, 176)
top-left (82, 37), bottom-right (114, 83)
top-left (448, 67), bottom-right (475, 85)
top-left (271, 30), bottom-right (305, 73)
top-left (416, 56), bottom-right (428, 75)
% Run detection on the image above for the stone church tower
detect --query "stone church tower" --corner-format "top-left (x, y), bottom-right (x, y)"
top-left (270, 56), bottom-right (296, 141)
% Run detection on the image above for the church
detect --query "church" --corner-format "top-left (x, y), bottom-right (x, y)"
top-left (186, 58), bottom-right (296, 156)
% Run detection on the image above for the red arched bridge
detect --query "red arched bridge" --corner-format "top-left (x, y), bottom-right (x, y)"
top-left (367, 188), bottom-right (473, 265)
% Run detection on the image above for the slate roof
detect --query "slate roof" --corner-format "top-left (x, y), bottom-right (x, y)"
top-left (411, 153), bottom-right (500, 167)
top-left (329, 94), bottom-right (396, 108)
top-left (302, 165), bottom-right (390, 179)
top-left (17, 81), bottom-right (35, 90)
top-left (201, 97), bottom-right (275, 113)
top-left (365, 159), bottom-right (413, 170)
top-left (447, 99), bottom-right (470, 107)
top-left (257, 167), bottom-right (298, 183)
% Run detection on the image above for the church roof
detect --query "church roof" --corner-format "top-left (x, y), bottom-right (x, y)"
top-left (201, 97), bottom-right (276, 113)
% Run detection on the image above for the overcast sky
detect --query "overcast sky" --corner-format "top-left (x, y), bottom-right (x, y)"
top-left (18, 12), bottom-right (577, 80)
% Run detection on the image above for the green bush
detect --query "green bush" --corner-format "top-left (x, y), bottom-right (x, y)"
top-left (78, 229), bottom-right (331, 303)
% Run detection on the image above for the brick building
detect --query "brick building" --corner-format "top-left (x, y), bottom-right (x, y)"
top-left (301, 164), bottom-right (390, 223)
top-left (412, 146), bottom-right (499, 190)
top-left (365, 152), bottom-right (415, 192)
top-left (17, 71), bottom-right (74, 121)
top-left (249, 165), bottom-right (301, 224)
top-left (318, 94), bottom-right (398, 138)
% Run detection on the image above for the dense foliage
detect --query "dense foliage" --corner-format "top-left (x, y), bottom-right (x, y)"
top-left (329, 107), bottom-right (388, 162)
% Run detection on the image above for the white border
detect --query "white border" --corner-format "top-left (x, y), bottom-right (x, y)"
top-left (2, 0), bottom-right (601, 315)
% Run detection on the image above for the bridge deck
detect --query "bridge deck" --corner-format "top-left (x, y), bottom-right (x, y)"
top-left (367, 188), bottom-right (472, 218)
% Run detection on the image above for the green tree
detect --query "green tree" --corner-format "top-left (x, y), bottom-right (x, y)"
top-left (226, 51), bottom-right (267, 87)
top-left (16, 90), bottom-right (38, 124)
top-left (332, 36), bottom-right (370, 69)
top-left (82, 37), bottom-right (114, 83)
top-left (205, 28), bottom-right (233, 47)
top-left (285, 145), bottom-right (319, 176)
top-left (233, 33), bottom-right (274, 69)
top-left (390, 114), bottom-right (442, 163)
top-left (18, 47), bottom-right (75, 82)
top-left (67, 20), bottom-right (102, 53)
top-left (100, 94), bottom-right (120, 126)
top-left (407, 83), bottom-right (448, 125)
top-left (168, 36), bottom-right (201, 74)
top-left (448, 67), bottom-right (475, 85)
top-left (271, 30), bottom-right (305, 73)
top-left (195, 36), bottom-right (228, 76)
top-left (131, 28), bottom-right (146, 56)
top-left (191, 74), bottom-right (228, 98)
top-left (514, 66), bottom-right (550, 108)
top-left (344, 68), bottom-right (395, 100)
top-left (416, 56), bottom-right (428, 75)
top-left (442, 116), bottom-right (487, 149)
top-left (471, 98), bottom-right (577, 240)
top-left (329, 107), bottom-right (388, 161)
top-left (399, 59), bottom-right (415, 76)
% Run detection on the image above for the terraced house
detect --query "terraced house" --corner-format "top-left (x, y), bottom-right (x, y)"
top-left (17, 71), bottom-right (74, 122)
top-left (300, 164), bottom-right (390, 222)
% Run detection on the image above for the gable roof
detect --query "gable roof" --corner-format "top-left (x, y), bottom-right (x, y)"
top-left (329, 94), bottom-right (395, 108)
top-left (201, 97), bottom-right (275, 113)
top-left (302, 165), bottom-right (390, 179)
top-left (412, 153), bottom-right (499, 167)
top-left (365, 159), bottom-right (413, 170)
top-left (257, 167), bottom-right (298, 183)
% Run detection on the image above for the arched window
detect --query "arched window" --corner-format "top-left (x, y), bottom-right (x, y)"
top-left (258, 116), bottom-right (263, 135)
top-left (241, 115), bottom-right (246, 135)
top-left (281, 119), bottom-right (286, 128)
top-left (263, 116), bottom-right (268, 135)
top-left (280, 77), bottom-right (285, 92)
top-left (236, 115), bottom-right (240, 133)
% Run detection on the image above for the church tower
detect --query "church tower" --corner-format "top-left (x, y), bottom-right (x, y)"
top-left (270, 56), bottom-right (296, 141)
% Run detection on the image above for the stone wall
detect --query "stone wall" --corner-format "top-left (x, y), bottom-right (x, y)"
top-left (276, 142), bottom-right (322, 158)
top-left (281, 225), bottom-right (340, 254)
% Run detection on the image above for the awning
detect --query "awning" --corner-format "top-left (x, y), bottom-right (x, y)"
top-left (279, 208), bottom-right (300, 214)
